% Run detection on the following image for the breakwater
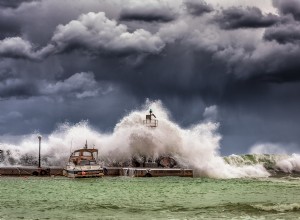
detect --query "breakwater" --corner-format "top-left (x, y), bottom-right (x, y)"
top-left (0, 167), bottom-right (193, 177)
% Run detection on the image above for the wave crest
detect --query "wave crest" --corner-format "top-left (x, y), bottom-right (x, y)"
top-left (0, 100), bottom-right (291, 178)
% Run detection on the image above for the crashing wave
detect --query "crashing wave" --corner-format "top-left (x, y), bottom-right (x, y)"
top-left (224, 154), bottom-right (300, 174)
top-left (0, 100), bottom-right (299, 178)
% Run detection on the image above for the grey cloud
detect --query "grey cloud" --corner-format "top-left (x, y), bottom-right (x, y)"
top-left (0, 60), bottom-right (18, 81)
top-left (0, 11), bottom-right (166, 60)
top-left (219, 81), bottom-right (300, 154)
top-left (213, 41), bottom-right (300, 82)
top-left (214, 6), bottom-right (279, 29)
top-left (0, 37), bottom-right (40, 60)
top-left (0, 111), bottom-right (22, 124)
top-left (2, 0), bottom-right (123, 45)
top-left (264, 23), bottom-right (300, 44)
top-left (185, 0), bottom-right (213, 16)
top-left (1, 0), bottom-right (300, 155)
top-left (0, 78), bottom-right (38, 98)
top-left (0, 0), bottom-right (38, 8)
top-left (0, 12), bottom-right (21, 38)
top-left (40, 72), bottom-right (112, 99)
top-left (0, 70), bottom-right (112, 100)
top-left (119, 1), bottom-right (177, 22)
top-left (0, 88), bottom-right (139, 135)
top-left (273, 0), bottom-right (300, 21)
top-left (49, 12), bottom-right (165, 55)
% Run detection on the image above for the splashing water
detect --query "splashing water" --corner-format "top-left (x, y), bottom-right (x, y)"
top-left (0, 100), bottom-right (295, 178)
top-left (275, 154), bottom-right (300, 173)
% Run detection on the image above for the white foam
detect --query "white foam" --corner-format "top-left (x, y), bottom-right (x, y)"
top-left (276, 154), bottom-right (300, 173)
top-left (0, 100), bottom-right (270, 178)
top-left (252, 203), bottom-right (300, 212)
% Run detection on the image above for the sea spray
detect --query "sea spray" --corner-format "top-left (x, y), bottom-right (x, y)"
top-left (224, 154), bottom-right (289, 170)
top-left (276, 154), bottom-right (300, 173)
top-left (0, 100), bottom-right (272, 178)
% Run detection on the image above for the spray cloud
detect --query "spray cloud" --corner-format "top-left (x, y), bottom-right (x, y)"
top-left (0, 100), bottom-right (271, 178)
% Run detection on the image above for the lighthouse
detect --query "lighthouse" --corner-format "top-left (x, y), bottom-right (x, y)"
top-left (143, 109), bottom-right (158, 127)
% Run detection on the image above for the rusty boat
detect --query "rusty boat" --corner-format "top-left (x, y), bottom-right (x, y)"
top-left (63, 142), bottom-right (104, 178)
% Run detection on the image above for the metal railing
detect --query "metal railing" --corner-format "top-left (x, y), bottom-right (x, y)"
top-left (143, 119), bottom-right (158, 127)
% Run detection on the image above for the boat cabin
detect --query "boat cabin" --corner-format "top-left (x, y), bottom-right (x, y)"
top-left (69, 148), bottom-right (98, 166)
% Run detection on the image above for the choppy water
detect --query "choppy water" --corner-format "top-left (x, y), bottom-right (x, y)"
top-left (1, 100), bottom-right (300, 219)
top-left (1, 176), bottom-right (300, 220)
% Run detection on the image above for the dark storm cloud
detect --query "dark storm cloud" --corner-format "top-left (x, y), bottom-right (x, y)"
top-left (0, 7), bottom-right (22, 38)
top-left (0, 18), bottom-right (20, 39)
top-left (1, 0), bottom-right (300, 154)
top-left (119, 3), bottom-right (177, 22)
top-left (0, 37), bottom-right (39, 60)
top-left (0, 11), bottom-right (165, 60)
top-left (0, 71), bottom-right (110, 99)
top-left (39, 72), bottom-right (113, 99)
top-left (0, 91), bottom-right (139, 135)
top-left (273, 0), bottom-right (300, 21)
top-left (0, 0), bottom-right (38, 8)
top-left (213, 41), bottom-right (300, 82)
top-left (0, 10), bottom-right (166, 60)
top-left (185, 0), bottom-right (213, 16)
top-left (49, 12), bottom-right (165, 55)
top-left (214, 6), bottom-right (279, 29)
top-left (0, 78), bottom-right (38, 98)
top-left (0, 0), bottom-right (124, 46)
top-left (264, 23), bottom-right (300, 44)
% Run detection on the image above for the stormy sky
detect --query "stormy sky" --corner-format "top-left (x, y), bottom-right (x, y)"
top-left (0, 0), bottom-right (300, 155)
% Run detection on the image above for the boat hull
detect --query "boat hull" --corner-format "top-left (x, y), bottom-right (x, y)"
top-left (63, 167), bottom-right (104, 178)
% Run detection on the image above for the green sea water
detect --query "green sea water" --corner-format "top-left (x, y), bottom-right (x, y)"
top-left (0, 176), bottom-right (300, 220)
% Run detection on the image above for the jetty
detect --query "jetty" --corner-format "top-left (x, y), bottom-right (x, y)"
top-left (0, 166), bottom-right (193, 177)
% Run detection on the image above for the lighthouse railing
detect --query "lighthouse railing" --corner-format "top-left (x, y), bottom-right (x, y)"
top-left (143, 119), bottom-right (158, 127)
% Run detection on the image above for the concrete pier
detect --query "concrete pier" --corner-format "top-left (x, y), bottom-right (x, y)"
top-left (120, 168), bottom-right (193, 177)
top-left (0, 167), bottom-right (63, 176)
top-left (0, 166), bottom-right (193, 177)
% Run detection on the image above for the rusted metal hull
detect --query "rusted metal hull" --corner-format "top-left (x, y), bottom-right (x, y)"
top-left (63, 169), bottom-right (104, 178)
top-left (63, 167), bottom-right (104, 178)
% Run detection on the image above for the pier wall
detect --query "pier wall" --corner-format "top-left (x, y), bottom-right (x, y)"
top-left (0, 167), bottom-right (193, 177)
